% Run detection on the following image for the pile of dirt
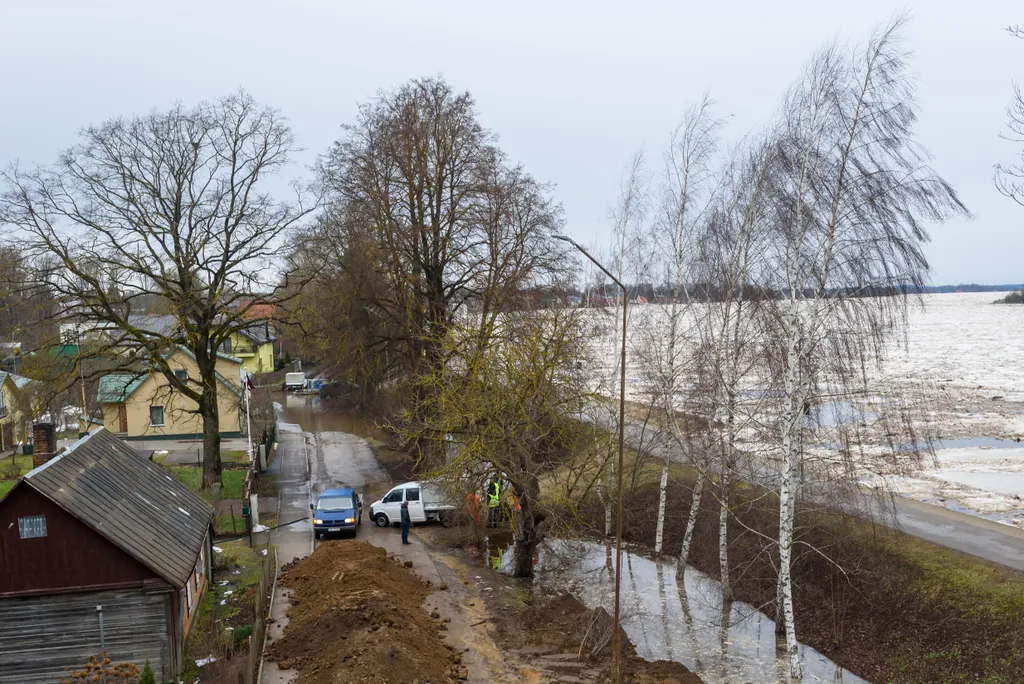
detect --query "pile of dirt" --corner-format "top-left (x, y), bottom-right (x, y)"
top-left (494, 592), bottom-right (701, 683)
top-left (266, 540), bottom-right (463, 683)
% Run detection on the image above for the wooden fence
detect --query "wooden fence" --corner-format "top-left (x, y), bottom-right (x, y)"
top-left (245, 545), bottom-right (277, 684)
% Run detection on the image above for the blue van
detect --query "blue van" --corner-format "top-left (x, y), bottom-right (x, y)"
top-left (310, 487), bottom-right (362, 539)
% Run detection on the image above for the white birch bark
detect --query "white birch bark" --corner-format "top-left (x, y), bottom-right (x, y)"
top-left (679, 469), bottom-right (704, 566)
top-left (654, 460), bottom-right (670, 554)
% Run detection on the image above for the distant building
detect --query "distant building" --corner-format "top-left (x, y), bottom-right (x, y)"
top-left (226, 323), bottom-right (277, 375)
top-left (0, 372), bottom-right (33, 453)
top-left (96, 346), bottom-right (243, 440)
top-left (0, 428), bottom-right (214, 683)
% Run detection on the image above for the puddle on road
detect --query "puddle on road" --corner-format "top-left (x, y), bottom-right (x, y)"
top-left (483, 538), bottom-right (865, 684)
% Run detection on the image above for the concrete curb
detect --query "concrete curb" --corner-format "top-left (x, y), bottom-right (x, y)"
top-left (255, 547), bottom-right (280, 684)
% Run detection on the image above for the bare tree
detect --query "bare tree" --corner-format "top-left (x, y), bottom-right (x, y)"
top-left (313, 77), bottom-right (568, 402)
top-left (632, 97), bottom-right (723, 557)
top-left (996, 25), bottom-right (1024, 206)
top-left (1, 91), bottom-right (314, 488)
top-left (764, 17), bottom-right (968, 677)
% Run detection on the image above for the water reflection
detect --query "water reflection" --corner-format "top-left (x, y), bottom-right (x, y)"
top-left (496, 539), bottom-right (867, 684)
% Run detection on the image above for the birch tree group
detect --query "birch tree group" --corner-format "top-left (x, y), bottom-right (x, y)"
top-left (614, 17), bottom-right (966, 678)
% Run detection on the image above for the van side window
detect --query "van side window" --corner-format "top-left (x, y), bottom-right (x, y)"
top-left (406, 488), bottom-right (420, 502)
top-left (383, 489), bottom-right (403, 504)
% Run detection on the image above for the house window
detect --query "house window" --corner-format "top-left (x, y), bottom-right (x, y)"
top-left (174, 369), bottom-right (188, 381)
top-left (18, 515), bottom-right (47, 539)
top-left (221, 337), bottom-right (232, 354)
top-left (150, 406), bottom-right (165, 427)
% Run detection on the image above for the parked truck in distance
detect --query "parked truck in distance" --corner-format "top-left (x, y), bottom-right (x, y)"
top-left (368, 481), bottom-right (457, 528)
top-left (283, 372), bottom-right (307, 392)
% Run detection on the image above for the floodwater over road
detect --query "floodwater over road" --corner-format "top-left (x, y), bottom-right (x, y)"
top-left (279, 394), bottom-right (389, 500)
top-left (487, 538), bottom-right (866, 684)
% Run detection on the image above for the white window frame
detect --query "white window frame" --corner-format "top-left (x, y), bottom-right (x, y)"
top-left (18, 515), bottom-right (47, 539)
top-left (150, 405), bottom-right (165, 427)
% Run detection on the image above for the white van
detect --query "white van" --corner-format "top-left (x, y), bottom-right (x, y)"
top-left (284, 372), bottom-right (306, 392)
top-left (369, 481), bottom-right (456, 527)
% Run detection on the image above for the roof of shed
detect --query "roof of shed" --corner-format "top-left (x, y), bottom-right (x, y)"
top-left (22, 428), bottom-right (213, 589)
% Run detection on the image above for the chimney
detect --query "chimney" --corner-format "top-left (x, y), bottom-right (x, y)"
top-left (32, 423), bottom-right (56, 468)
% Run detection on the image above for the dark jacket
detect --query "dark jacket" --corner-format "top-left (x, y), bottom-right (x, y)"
top-left (400, 501), bottom-right (411, 524)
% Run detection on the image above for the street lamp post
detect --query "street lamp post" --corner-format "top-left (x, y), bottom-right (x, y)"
top-left (553, 234), bottom-right (628, 683)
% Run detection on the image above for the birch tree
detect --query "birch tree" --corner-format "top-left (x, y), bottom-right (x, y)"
top-left (633, 98), bottom-right (722, 557)
top-left (764, 18), bottom-right (968, 677)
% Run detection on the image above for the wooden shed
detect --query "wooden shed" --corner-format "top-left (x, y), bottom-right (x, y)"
top-left (0, 428), bottom-right (214, 683)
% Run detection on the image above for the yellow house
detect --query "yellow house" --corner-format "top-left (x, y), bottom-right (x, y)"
top-left (0, 371), bottom-right (32, 452)
top-left (96, 347), bottom-right (243, 440)
top-left (225, 324), bottom-right (276, 376)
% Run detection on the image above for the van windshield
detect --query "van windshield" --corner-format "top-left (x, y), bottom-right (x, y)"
top-left (318, 495), bottom-right (354, 511)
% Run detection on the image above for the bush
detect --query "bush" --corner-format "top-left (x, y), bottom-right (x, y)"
top-left (138, 659), bottom-right (155, 684)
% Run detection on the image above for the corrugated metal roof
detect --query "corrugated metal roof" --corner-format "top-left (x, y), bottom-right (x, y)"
top-left (24, 428), bottom-right (212, 589)
top-left (96, 373), bottom-right (147, 404)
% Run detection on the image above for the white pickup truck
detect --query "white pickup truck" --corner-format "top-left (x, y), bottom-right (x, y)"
top-left (369, 481), bottom-right (457, 528)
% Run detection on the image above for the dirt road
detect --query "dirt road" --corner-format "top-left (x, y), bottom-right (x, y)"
top-left (262, 396), bottom-right (523, 683)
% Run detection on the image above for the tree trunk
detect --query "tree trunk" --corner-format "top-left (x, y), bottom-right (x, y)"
top-left (654, 458), bottom-right (670, 554)
top-left (200, 387), bottom-right (222, 490)
top-left (777, 325), bottom-right (803, 679)
top-left (679, 470), bottom-right (704, 567)
top-left (512, 469), bottom-right (543, 578)
top-left (604, 456), bottom-right (613, 537)
top-left (719, 462), bottom-right (731, 602)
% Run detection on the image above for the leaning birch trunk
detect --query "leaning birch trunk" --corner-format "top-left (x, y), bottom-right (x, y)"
top-left (654, 459), bottom-right (670, 554)
top-left (679, 469), bottom-right (704, 567)
top-left (777, 319), bottom-right (803, 680)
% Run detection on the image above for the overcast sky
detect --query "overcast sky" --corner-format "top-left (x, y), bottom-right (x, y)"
top-left (0, 1), bottom-right (1019, 284)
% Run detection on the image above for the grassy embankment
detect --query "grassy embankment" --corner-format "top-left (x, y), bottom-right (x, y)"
top-left (591, 410), bottom-right (1024, 684)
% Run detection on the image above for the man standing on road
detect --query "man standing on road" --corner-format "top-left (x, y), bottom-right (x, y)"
top-left (400, 500), bottom-right (411, 545)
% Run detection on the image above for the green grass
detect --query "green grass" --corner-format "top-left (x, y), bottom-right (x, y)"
top-left (0, 454), bottom-right (33, 477)
top-left (0, 480), bottom-right (16, 498)
top-left (214, 512), bottom-right (248, 536)
top-left (223, 449), bottom-right (250, 464)
top-left (166, 466), bottom-right (246, 500)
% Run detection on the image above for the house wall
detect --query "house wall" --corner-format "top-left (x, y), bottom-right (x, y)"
top-left (239, 342), bottom-right (274, 375)
top-left (0, 587), bottom-right (173, 683)
top-left (99, 349), bottom-right (242, 439)
top-left (0, 378), bottom-right (19, 451)
top-left (0, 483), bottom-right (163, 596)
top-left (180, 528), bottom-right (210, 638)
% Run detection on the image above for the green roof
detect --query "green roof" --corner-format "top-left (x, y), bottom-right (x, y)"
top-left (96, 374), bottom-right (147, 404)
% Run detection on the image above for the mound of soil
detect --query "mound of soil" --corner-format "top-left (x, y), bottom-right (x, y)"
top-left (495, 592), bottom-right (702, 683)
top-left (266, 540), bottom-right (462, 683)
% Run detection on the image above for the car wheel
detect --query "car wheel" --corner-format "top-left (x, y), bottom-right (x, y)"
top-left (374, 513), bottom-right (390, 527)
top-left (439, 511), bottom-right (454, 528)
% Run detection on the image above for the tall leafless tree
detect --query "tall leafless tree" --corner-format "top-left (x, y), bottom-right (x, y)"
top-left (1, 91), bottom-right (315, 488)
top-left (763, 17), bottom-right (968, 676)
top-left (312, 77), bottom-right (568, 401)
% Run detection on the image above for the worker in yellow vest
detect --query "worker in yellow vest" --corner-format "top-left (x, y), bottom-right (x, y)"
top-left (487, 479), bottom-right (501, 526)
